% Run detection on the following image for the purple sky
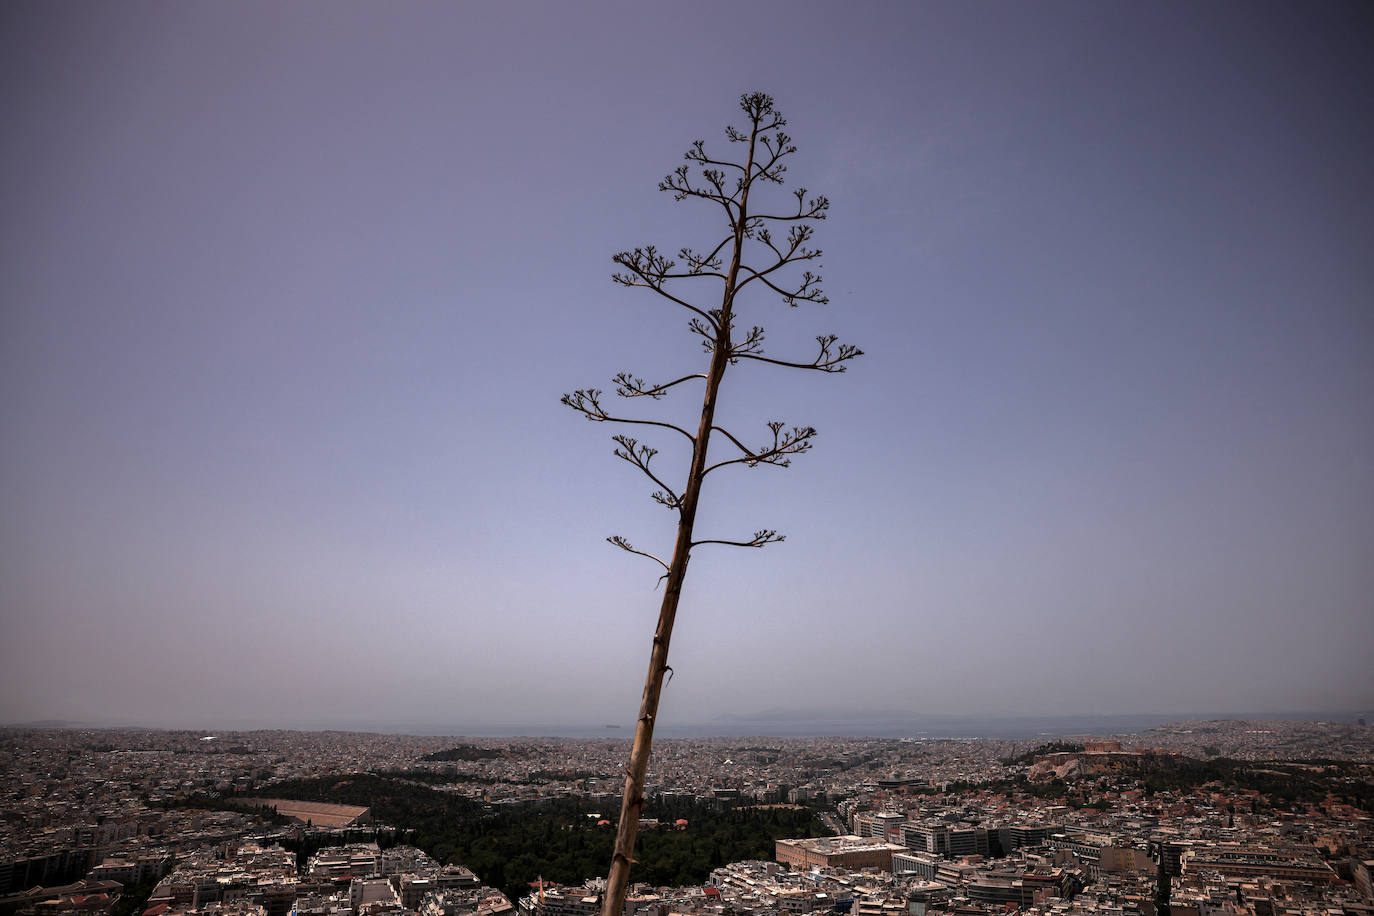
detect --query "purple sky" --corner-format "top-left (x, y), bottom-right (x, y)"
top-left (2, 1), bottom-right (1371, 731)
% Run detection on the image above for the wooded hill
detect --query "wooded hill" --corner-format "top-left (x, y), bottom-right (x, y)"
top-left (260, 774), bottom-right (824, 901)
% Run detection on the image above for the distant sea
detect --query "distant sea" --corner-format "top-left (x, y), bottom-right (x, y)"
top-left (334, 709), bottom-right (1367, 740)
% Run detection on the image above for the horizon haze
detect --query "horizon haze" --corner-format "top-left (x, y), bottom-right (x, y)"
top-left (4, 709), bottom-right (1370, 743)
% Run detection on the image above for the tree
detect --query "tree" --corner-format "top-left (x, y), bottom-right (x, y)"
top-left (562, 92), bottom-right (861, 916)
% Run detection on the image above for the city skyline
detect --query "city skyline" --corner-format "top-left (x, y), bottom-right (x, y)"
top-left (2, 1), bottom-right (1372, 728)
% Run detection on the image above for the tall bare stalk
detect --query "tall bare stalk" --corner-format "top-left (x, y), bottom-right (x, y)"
top-left (562, 92), bottom-right (861, 916)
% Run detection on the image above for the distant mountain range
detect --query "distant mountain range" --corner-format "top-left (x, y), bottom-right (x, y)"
top-left (675, 710), bottom-right (1189, 739)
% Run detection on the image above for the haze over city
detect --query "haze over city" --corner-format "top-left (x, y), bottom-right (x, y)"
top-left (2, 2), bottom-right (1371, 732)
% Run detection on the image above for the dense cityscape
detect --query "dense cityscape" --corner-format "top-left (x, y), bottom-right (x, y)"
top-left (3, 719), bottom-right (1371, 916)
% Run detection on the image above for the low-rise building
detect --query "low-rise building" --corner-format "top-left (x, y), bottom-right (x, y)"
top-left (776, 837), bottom-right (909, 872)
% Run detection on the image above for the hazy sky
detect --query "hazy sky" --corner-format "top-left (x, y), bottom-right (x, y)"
top-left (2, 1), bottom-right (1371, 732)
